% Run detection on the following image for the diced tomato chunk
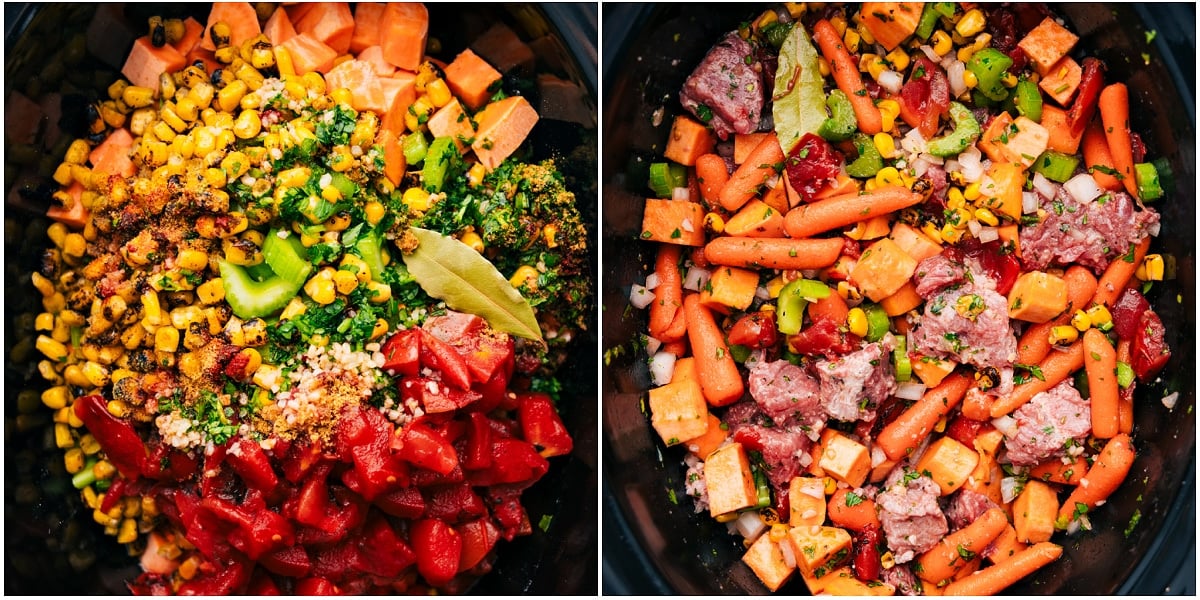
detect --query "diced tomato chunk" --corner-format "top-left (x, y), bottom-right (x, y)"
top-left (516, 392), bottom-right (574, 458)
top-left (411, 518), bottom-right (462, 587)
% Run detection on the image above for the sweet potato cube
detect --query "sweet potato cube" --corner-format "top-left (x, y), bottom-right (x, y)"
top-left (890, 222), bottom-right (942, 262)
top-left (426, 98), bottom-right (477, 153)
top-left (699, 266), bottom-right (760, 312)
top-left (849, 237), bottom-right (918, 302)
top-left (1040, 104), bottom-right (1083, 155)
top-left (725, 199), bottom-right (785, 238)
top-left (663, 115), bottom-right (715, 167)
top-left (817, 430), bottom-right (871, 488)
top-left (915, 436), bottom-right (980, 495)
top-left (879, 281), bottom-right (923, 317)
top-left (670, 357), bottom-right (698, 384)
top-left (735, 132), bottom-right (770, 165)
top-left (1039, 56), bottom-right (1082, 107)
top-left (648, 379), bottom-right (709, 447)
top-left (974, 427), bottom-right (1006, 457)
top-left (1018, 17), bottom-right (1079, 75)
top-left (960, 448), bottom-right (1005, 507)
top-left (1007, 271), bottom-right (1068, 323)
top-left (869, 456), bottom-right (898, 484)
top-left (980, 113), bottom-right (1050, 171)
top-left (910, 355), bottom-right (957, 388)
top-left (121, 36), bottom-right (187, 91)
top-left (443, 48), bottom-right (502, 111)
top-left (704, 442), bottom-right (758, 517)
top-left (681, 414), bottom-right (728, 460)
top-left (787, 525), bottom-right (853, 578)
top-left (979, 161), bottom-right (1026, 221)
top-left (859, 2), bottom-right (924, 51)
top-left (802, 567), bottom-right (896, 595)
top-left (471, 95), bottom-right (540, 170)
top-left (1013, 479), bottom-right (1058, 543)
top-left (742, 534), bottom-right (795, 592)
top-left (641, 199), bottom-right (706, 246)
top-left (789, 477), bottom-right (828, 527)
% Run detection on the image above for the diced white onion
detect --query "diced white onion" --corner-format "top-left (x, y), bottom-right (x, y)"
top-left (977, 226), bottom-right (999, 243)
top-left (895, 382), bottom-right (928, 401)
top-left (798, 449), bottom-right (814, 468)
top-left (992, 415), bottom-right (1018, 438)
top-left (947, 60), bottom-right (967, 98)
top-left (644, 335), bottom-right (662, 356)
top-left (765, 173), bottom-right (781, 189)
top-left (1162, 391), bottom-right (1180, 409)
top-left (755, 286), bottom-right (771, 300)
top-left (673, 187), bottom-right (692, 202)
top-left (901, 128), bottom-right (928, 155)
top-left (871, 444), bottom-right (890, 468)
top-left (1022, 191), bottom-right (1040, 215)
top-left (1147, 221), bottom-right (1161, 237)
top-left (1000, 477), bottom-right (1021, 504)
top-left (1031, 172), bottom-right (1057, 199)
top-left (967, 219), bottom-right (983, 237)
top-left (779, 536), bottom-right (797, 569)
top-left (681, 217), bottom-right (695, 233)
top-left (958, 145), bottom-right (984, 182)
top-left (683, 266), bottom-right (711, 292)
top-left (801, 269), bottom-right (821, 279)
top-left (648, 351), bottom-right (677, 386)
top-left (877, 70), bottom-right (904, 95)
top-left (1065, 517), bottom-right (1081, 535)
top-left (629, 284), bottom-right (655, 309)
top-left (736, 511), bottom-right (768, 542)
top-left (644, 272), bottom-right (661, 291)
top-left (744, 348), bottom-right (767, 371)
top-left (1064, 173), bottom-right (1102, 203)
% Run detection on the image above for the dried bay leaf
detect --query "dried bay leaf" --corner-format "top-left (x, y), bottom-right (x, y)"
top-left (404, 227), bottom-right (545, 345)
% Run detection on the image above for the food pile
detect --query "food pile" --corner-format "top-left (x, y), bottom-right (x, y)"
top-left (632, 2), bottom-right (1174, 595)
top-left (28, 2), bottom-right (587, 595)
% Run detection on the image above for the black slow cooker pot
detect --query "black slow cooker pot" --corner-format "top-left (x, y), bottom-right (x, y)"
top-left (602, 3), bottom-right (1194, 595)
top-left (4, 3), bottom-right (597, 595)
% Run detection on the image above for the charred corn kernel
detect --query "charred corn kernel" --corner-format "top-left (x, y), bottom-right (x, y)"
top-left (304, 270), bottom-right (337, 305)
top-left (956, 46), bottom-right (977, 64)
top-left (843, 28), bottom-right (861, 53)
top-left (974, 207), bottom-right (999, 227)
top-left (830, 15), bottom-right (847, 36)
top-left (364, 200), bottom-right (386, 226)
top-left (55, 423), bottom-right (74, 448)
top-left (122, 85), bottom-right (155, 108)
top-left (117, 518), bottom-right (138, 544)
top-left (178, 555), bottom-right (202, 581)
top-left (210, 21), bottom-right (232, 47)
top-left (715, 512), bottom-right (739, 523)
top-left (885, 48), bottom-right (910, 72)
top-left (415, 61), bottom-right (438, 91)
top-left (302, 71), bottom-right (326, 94)
top-left (333, 269), bottom-right (359, 294)
top-left (193, 127), bottom-right (217, 156)
top-left (63, 232), bottom-right (86, 258)
top-left (702, 212), bottom-right (725, 234)
top-left (107, 79), bottom-right (129, 101)
top-left (339, 253), bottom-right (372, 284)
top-left (963, 182), bottom-right (982, 201)
top-left (955, 8), bottom-right (986, 37)
top-left (931, 30), bottom-right (953, 56)
top-left (65, 448), bottom-right (86, 474)
top-left (64, 364), bottom-right (92, 388)
top-left (875, 165), bottom-right (901, 187)
top-left (365, 280), bottom-right (392, 303)
top-left (37, 335), bottom-right (69, 362)
top-left (43, 386), bottom-right (71, 410)
top-left (78, 433), bottom-right (101, 456)
top-left (858, 53), bottom-right (878, 73)
top-left (817, 56), bottom-right (832, 77)
top-left (235, 63), bottom-right (265, 90)
top-left (32, 272), bottom-right (55, 297)
top-left (65, 138), bottom-right (91, 164)
top-left (403, 187), bottom-right (432, 211)
top-left (873, 133), bottom-right (897, 160)
top-left (250, 45), bottom-right (275, 70)
top-left (217, 80), bottom-right (248, 112)
top-left (881, 551), bottom-right (896, 570)
top-left (543, 223), bottom-right (559, 248)
top-left (1141, 254), bottom-right (1164, 281)
top-left (155, 326), bottom-right (180, 353)
top-left (234, 109), bottom-right (261, 139)
top-left (221, 151), bottom-right (251, 180)
top-left (846, 307), bottom-right (869, 337)
top-left (331, 87), bottom-right (355, 107)
top-left (945, 206), bottom-right (971, 229)
top-left (329, 146), bottom-right (355, 171)
top-left (940, 222), bottom-right (965, 243)
top-left (1071, 310), bottom-right (1092, 332)
top-left (460, 231), bottom-right (484, 253)
top-left (426, 78), bottom-right (453, 107)
top-left (509, 265), bottom-right (540, 289)
top-left (82, 361), bottom-right (110, 387)
top-left (371, 318), bottom-right (389, 340)
top-left (1081, 306), bottom-right (1111, 330)
top-left (1049, 325), bottom-right (1079, 345)
top-left (128, 107), bottom-right (155, 136)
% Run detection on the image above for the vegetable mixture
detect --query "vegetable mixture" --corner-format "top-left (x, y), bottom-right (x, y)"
top-left (632, 2), bottom-right (1174, 595)
top-left (30, 3), bottom-right (588, 595)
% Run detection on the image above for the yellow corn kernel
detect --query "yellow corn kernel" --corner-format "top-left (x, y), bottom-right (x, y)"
top-left (331, 87), bottom-right (355, 108)
top-left (64, 364), bottom-right (91, 389)
top-left (817, 56), bottom-right (832, 77)
top-left (274, 45), bottom-right (296, 77)
top-left (82, 361), bottom-right (110, 388)
top-left (875, 166), bottom-right (901, 187)
top-left (703, 212), bottom-right (725, 234)
top-left (956, 45), bottom-right (977, 64)
top-left (62, 233), bottom-right (87, 259)
top-left (867, 57), bottom-right (889, 81)
top-left (122, 85), bottom-right (155, 108)
top-left (873, 133), bottom-right (898, 160)
top-left (234, 109), bottom-right (262, 139)
top-left (940, 223), bottom-right (965, 244)
top-left (972, 207), bottom-right (998, 227)
top-left (65, 448), bottom-right (86, 474)
top-left (830, 15), bottom-right (847, 36)
top-left (370, 318), bottom-right (389, 340)
top-left (31, 272), bottom-right (54, 297)
top-left (155, 327), bottom-right (180, 353)
top-left (217, 79), bottom-right (248, 113)
top-left (35, 312), bottom-right (54, 332)
top-left (116, 518), bottom-right (138, 544)
top-left (65, 139), bottom-right (92, 165)
top-left (963, 182), bottom-right (982, 201)
top-left (362, 200), bottom-right (386, 227)
top-left (955, 8), bottom-right (986, 37)
top-left (460, 231), bottom-right (484, 253)
top-left (931, 30), bottom-right (953, 56)
top-left (36, 335), bottom-right (69, 362)
top-left (55, 423), bottom-right (74, 448)
top-left (1000, 71), bottom-right (1019, 88)
top-left (880, 110), bottom-right (895, 132)
top-left (842, 28), bottom-right (861, 53)
top-left (304, 270), bottom-right (337, 305)
top-left (426, 78), bottom-right (453, 108)
top-left (864, 178), bottom-right (879, 192)
top-left (847, 307), bottom-right (869, 337)
top-left (877, 99), bottom-right (900, 120)
top-left (1071, 310), bottom-right (1092, 332)
top-left (178, 248), bottom-right (210, 272)
top-left (885, 48), bottom-right (910, 72)
top-left (321, 184), bottom-right (343, 202)
top-left (403, 187), bottom-right (432, 212)
top-left (1140, 254), bottom-right (1164, 281)
top-left (944, 207), bottom-right (970, 229)
top-left (277, 166), bottom-right (311, 189)
top-left (1048, 324), bottom-right (1079, 346)
top-left (947, 187), bottom-right (967, 209)
top-left (509, 265), bottom-right (540, 289)
top-left (53, 162), bottom-right (74, 186)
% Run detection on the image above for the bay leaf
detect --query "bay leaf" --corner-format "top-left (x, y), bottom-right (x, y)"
top-left (404, 227), bottom-right (545, 345)
top-left (773, 22), bottom-right (827, 154)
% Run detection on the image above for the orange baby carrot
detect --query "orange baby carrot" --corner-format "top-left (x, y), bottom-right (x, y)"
top-left (812, 19), bottom-right (882, 135)
top-left (703, 236), bottom-right (843, 271)
top-left (783, 186), bottom-right (924, 239)
top-left (1082, 119), bottom-right (1124, 192)
top-left (916, 507), bottom-right (1009, 585)
top-left (877, 372), bottom-right (972, 461)
top-left (990, 341), bottom-right (1084, 418)
top-left (1116, 339), bottom-right (1134, 434)
top-left (827, 488), bottom-right (881, 532)
top-left (1029, 454), bottom-right (1088, 485)
top-left (648, 244), bottom-right (687, 343)
top-left (1083, 328), bottom-right (1119, 439)
top-left (683, 294), bottom-right (744, 407)
top-left (695, 153), bottom-right (729, 209)
top-left (718, 132), bottom-right (784, 213)
top-left (1056, 433), bottom-right (1136, 525)
top-left (1094, 236), bottom-right (1151, 308)
top-left (1098, 83), bottom-right (1139, 198)
top-left (942, 542), bottom-right (1063, 596)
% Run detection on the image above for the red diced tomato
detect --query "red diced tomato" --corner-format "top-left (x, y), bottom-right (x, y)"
top-left (1131, 309), bottom-right (1170, 381)
top-left (727, 311), bottom-right (778, 349)
top-left (294, 576), bottom-right (341, 595)
top-left (424, 482), bottom-right (486, 524)
top-left (516, 392), bottom-right (574, 458)
top-left (411, 518), bottom-right (462, 587)
top-left (73, 394), bottom-right (148, 479)
top-left (398, 420), bottom-right (460, 475)
top-left (1111, 287), bottom-right (1151, 341)
top-left (380, 328), bottom-right (421, 376)
top-left (225, 438), bottom-right (279, 492)
top-left (259, 545), bottom-right (313, 578)
top-left (375, 485), bottom-right (426, 519)
top-left (420, 330), bottom-right (474, 390)
top-left (456, 518), bottom-right (501, 572)
top-left (354, 512), bottom-right (416, 577)
top-left (463, 412), bottom-right (493, 470)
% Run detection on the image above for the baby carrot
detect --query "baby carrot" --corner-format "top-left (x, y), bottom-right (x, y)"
top-left (683, 293), bottom-right (744, 407)
top-left (703, 236), bottom-right (843, 270)
top-left (990, 341), bottom-right (1084, 418)
top-left (960, 386), bottom-right (995, 422)
top-left (1056, 433), bottom-right (1136, 525)
top-left (812, 19), bottom-right (882, 135)
top-left (695, 153), bottom-right (729, 209)
top-left (783, 186), bottom-right (924, 239)
top-left (1082, 119), bottom-right (1124, 192)
top-left (942, 542), bottom-right (1063, 596)
top-left (877, 372), bottom-right (972, 461)
top-left (827, 488), bottom-right (881, 532)
top-left (718, 132), bottom-right (784, 213)
top-left (648, 244), bottom-right (687, 343)
top-left (1093, 236), bottom-right (1151, 308)
top-left (1083, 328), bottom-right (1119, 439)
top-left (1098, 83), bottom-right (1139, 198)
top-left (1029, 454), bottom-right (1088, 485)
top-left (1116, 339), bottom-right (1134, 434)
top-left (916, 507), bottom-right (1009, 585)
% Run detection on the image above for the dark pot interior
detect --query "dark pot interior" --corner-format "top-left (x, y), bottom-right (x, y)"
top-left (4, 3), bottom-right (597, 595)
top-left (602, 3), bottom-right (1195, 595)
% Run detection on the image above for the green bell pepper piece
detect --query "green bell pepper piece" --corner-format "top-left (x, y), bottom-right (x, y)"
top-left (422, 136), bottom-right (457, 192)
top-left (893, 336), bottom-right (912, 382)
top-left (862, 302), bottom-right (891, 342)
top-left (1134, 162), bottom-right (1164, 201)
top-left (1116, 361), bottom-right (1135, 389)
top-left (914, 3), bottom-right (942, 40)
top-left (1013, 78), bottom-right (1043, 122)
top-left (776, 278), bottom-right (832, 335)
top-left (927, 102), bottom-right (981, 158)
top-left (817, 89), bottom-right (858, 142)
top-left (845, 133), bottom-right (884, 178)
top-left (966, 48), bottom-right (1013, 102)
top-left (402, 130), bottom-right (429, 165)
